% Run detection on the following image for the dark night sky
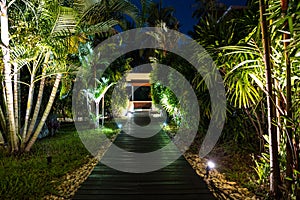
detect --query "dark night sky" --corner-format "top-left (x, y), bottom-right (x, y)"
top-left (156, 0), bottom-right (248, 34)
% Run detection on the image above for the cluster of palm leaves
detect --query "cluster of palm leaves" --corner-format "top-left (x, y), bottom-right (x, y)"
top-left (0, 0), bottom-right (141, 152)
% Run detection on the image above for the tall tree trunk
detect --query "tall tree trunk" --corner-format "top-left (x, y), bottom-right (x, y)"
top-left (295, 135), bottom-right (300, 198)
top-left (0, 106), bottom-right (6, 144)
top-left (21, 51), bottom-right (47, 146)
top-left (281, 0), bottom-right (293, 195)
top-left (0, 129), bottom-right (4, 144)
top-left (86, 92), bottom-right (90, 121)
top-left (102, 95), bottom-right (105, 127)
top-left (0, 82), bottom-right (8, 143)
top-left (13, 63), bottom-right (19, 139)
top-left (254, 109), bottom-right (264, 152)
top-left (94, 83), bottom-right (114, 128)
top-left (259, 0), bottom-right (281, 198)
top-left (0, 105), bottom-right (6, 133)
top-left (1, 1), bottom-right (18, 152)
top-left (21, 71), bottom-right (36, 146)
top-left (22, 52), bottom-right (45, 147)
top-left (26, 54), bottom-right (49, 143)
top-left (95, 102), bottom-right (100, 128)
top-left (275, 80), bottom-right (281, 152)
top-left (25, 73), bottom-right (62, 152)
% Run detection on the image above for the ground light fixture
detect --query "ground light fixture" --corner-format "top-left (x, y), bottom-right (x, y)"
top-left (127, 112), bottom-right (133, 118)
top-left (205, 160), bottom-right (215, 178)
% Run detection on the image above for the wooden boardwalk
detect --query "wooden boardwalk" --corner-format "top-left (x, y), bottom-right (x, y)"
top-left (73, 112), bottom-right (215, 200)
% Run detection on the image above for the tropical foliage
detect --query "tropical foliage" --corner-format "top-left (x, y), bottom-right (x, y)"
top-left (0, 0), bottom-right (139, 152)
top-left (189, 0), bottom-right (300, 198)
top-left (1, 0), bottom-right (300, 199)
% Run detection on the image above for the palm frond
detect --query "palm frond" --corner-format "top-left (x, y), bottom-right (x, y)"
top-left (83, 19), bottom-right (118, 35)
top-left (51, 6), bottom-right (78, 34)
top-left (80, 0), bottom-right (140, 26)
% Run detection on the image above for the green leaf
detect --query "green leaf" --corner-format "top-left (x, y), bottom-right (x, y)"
top-left (288, 16), bottom-right (294, 35)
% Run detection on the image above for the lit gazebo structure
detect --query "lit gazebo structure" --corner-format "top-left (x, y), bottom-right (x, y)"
top-left (125, 72), bottom-right (152, 112)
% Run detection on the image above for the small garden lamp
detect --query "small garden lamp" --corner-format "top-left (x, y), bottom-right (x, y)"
top-left (205, 160), bottom-right (215, 178)
top-left (117, 123), bottom-right (122, 129)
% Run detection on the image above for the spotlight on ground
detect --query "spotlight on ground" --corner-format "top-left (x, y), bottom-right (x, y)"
top-left (205, 160), bottom-right (215, 178)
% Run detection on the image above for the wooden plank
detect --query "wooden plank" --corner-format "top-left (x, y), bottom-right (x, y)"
top-left (73, 112), bottom-right (215, 199)
top-left (73, 194), bottom-right (215, 200)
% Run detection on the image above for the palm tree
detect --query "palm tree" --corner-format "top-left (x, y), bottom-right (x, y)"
top-left (83, 78), bottom-right (115, 128)
top-left (190, 0), bottom-right (300, 197)
top-left (259, 0), bottom-right (280, 197)
top-left (147, 0), bottom-right (179, 30)
top-left (80, 0), bottom-right (140, 27)
top-left (0, 0), bottom-right (19, 152)
top-left (212, 0), bottom-right (300, 198)
top-left (280, 0), bottom-right (293, 194)
top-left (25, 0), bottom-right (140, 151)
top-left (0, 0), bottom-right (139, 152)
top-left (192, 0), bottom-right (227, 21)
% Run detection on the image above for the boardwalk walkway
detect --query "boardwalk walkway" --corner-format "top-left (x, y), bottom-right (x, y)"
top-left (73, 111), bottom-right (215, 200)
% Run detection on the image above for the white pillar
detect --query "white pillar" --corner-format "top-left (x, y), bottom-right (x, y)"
top-left (131, 85), bottom-right (134, 101)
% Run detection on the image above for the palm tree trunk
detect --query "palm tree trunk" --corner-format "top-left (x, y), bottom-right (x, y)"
top-left (26, 52), bottom-right (50, 143)
top-left (102, 95), bottom-right (105, 127)
top-left (0, 83), bottom-right (8, 143)
top-left (254, 109), bottom-right (264, 152)
top-left (0, 106), bottom-right (6, 144)
top-left (1, 1), bottom-right (18, 152)
top-left (26, 70), bottom-right (46, 142)
top-left (22, 52), bottom-right (45, 147)
top-left (0, 129), bottom-right (4, 144)
top-left (274, 81), bottom-right (281, 152)
top-left (0, 105), bottom-right (6, 133)
top-left (21, 71), bottom-right (36, 146)
top-left (86, 92), bottom-right (90, 121)
top-left (13, 63), bottom-right (20, 139)
top-left (259, 0), bottom-right (281, 198)
top-left (95, 102), bottom-right (100, 128)
top-left (25, 73), bottom-right (62, 152)
top-left (281, 0), bottom-right (293, 194)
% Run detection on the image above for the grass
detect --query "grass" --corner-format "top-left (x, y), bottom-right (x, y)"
top-left (0, 122), bottom-right (119, 200)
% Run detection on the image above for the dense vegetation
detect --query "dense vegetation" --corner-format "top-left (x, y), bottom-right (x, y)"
top-left (0, 0), bottom-right (299, 199)
top-left (151, 0), bottom-right (300, 198)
